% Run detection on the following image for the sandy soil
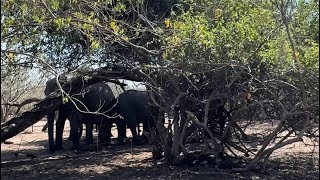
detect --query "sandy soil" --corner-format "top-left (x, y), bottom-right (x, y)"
top-left (1, 120), bottom-right (319, 180)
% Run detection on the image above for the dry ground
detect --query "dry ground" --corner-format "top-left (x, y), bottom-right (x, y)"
top-left (1, 120), bottom-right (319, 180)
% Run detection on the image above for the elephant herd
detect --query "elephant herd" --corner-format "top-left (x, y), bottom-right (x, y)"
top-left (45, 81), bottom-right (161, 153)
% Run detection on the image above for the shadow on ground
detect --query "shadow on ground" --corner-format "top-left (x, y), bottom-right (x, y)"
top-left (1, 144), bottom-right (319, 180)
top-left (1, 120), bottom-right (319, 180)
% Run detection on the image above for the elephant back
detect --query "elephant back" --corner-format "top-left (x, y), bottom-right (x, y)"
top-left (76, 82), bottom-right (115, 113)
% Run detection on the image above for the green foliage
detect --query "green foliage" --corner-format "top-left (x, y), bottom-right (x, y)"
top-left (164, 1), bottom-right (278, 65)
top-left (1, 0), bottom-right (318, 88)
top-left (1, 0), bottom-right (173, 71)
top-left (163, 0), bottom-right (318, 76)
top-left (302, 41), bottom-right (319, 70)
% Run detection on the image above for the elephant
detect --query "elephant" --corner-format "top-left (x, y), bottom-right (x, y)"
top-left (67, 82), bottom-right (129, 151)
top-left (107, 90), bottom-right (163, 146)
top-left (45, 80), bottom-right (123, 153)
top-left (45, 78), bottom-right (73, 153)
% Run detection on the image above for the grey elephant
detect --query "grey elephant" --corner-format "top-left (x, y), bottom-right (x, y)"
top-left (45, 80), bottom-right (123, 153)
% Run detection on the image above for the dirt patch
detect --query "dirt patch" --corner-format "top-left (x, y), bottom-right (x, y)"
top-left (1, 120), bottom-right (319, 180)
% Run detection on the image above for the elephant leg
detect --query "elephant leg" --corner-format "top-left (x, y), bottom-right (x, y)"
top-left (55, 109), bottom-right (67, 151)
top-left (128, 117), bottom-right (144, 146)
top-left (47, 112), bottom-right (55, 153)
top-left (80, 123), bottom-right (83, 137)
top-left (95, 124), bottom-right (99, 132)
top-left (129, 125), bottom-right (143, 146)
top-left (67, 120), bottom-right (73, 141)
top-left (70, 111), bottom-right (82, 150)
top-left (85, 123), bottom-right (94, 144)
top-left (69, 120), bottom-right (84, 141)
top-left (142, 117), bottom-right (151, 133)
top-left (98, 118), bottom-right (112, 144)
top-left (116, 119), bottom-right (126, 145)
top-left (137, 124), bottom-right (142, 136)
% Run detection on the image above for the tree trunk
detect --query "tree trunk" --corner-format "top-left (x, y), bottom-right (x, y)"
top-left (1, 96), bottom-right (62, 142)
